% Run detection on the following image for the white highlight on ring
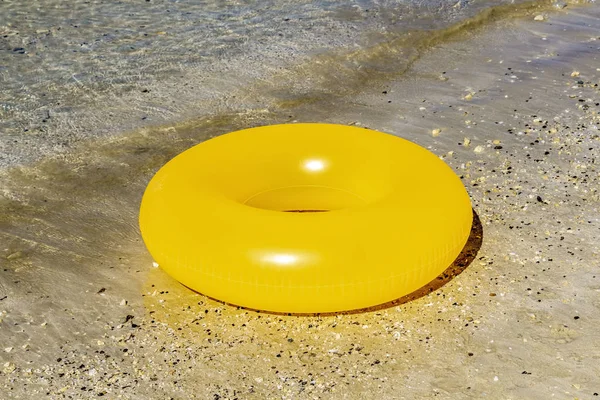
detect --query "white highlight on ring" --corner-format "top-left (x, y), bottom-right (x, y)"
top-left (266, 253), bottom-right (299, 266)
top-left (304, 159), bottom-right (326, 172)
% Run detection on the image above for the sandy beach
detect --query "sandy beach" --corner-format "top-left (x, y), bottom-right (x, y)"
top-left (1, 1), bottom-right (599, 399)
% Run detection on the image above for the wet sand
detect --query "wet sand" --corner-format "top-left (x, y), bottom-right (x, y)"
top-left (1, 3), bottom-right (600, 399)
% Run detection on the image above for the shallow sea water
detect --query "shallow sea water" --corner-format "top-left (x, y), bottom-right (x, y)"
top-left (1, 0), bottom-right (600, 399)
top-left (1, 0), bottom-right (548, 167)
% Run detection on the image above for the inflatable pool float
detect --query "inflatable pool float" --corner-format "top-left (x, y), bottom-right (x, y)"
top-left (139, 123), bottom-right (472, 313)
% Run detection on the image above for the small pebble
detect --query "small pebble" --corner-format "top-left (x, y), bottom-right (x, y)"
top-left (432, 128), bottom-right (442, 137)
top-left (534, 15), bottom-right (545, 21)
top-left (6, 251), bottom-right (22, 260)
top-left (571, 71), bottom-right (580, 77)
top-left (553, 0), bottom-right (567, 8)
top-left (3, 362), bottom-right (16, 374)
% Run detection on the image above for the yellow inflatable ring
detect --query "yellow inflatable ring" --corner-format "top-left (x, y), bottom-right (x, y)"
top-left (139, 123), bottom-right (472, 313)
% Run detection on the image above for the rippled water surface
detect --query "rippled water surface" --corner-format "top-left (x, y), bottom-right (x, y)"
top-left (1, 0), bottom-right (541, 166)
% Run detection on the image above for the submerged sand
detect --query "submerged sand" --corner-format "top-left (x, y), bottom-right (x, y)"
top-left (1, 3), bottom-right (600, 399)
